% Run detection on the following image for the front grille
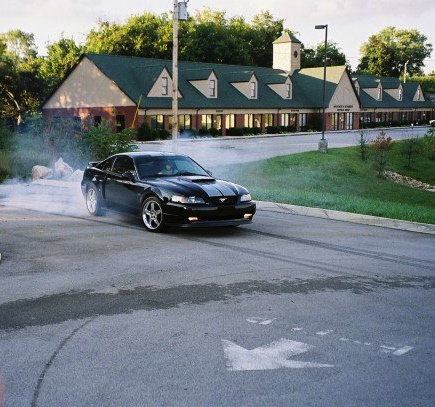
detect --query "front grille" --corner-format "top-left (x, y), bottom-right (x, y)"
top-left (209, 196), bottom-right (238, 206)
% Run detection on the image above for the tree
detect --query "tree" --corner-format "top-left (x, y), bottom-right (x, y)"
top-left (0, 30), bottom-right (44, 125)
top-left (180, 11), bottom-right (254, 65)
top-left (85, 13), bottom-right (172, 59)
top-left (84, 9), bottom-right (284, 67)
top-left (248, 11), bottom-right (284, 67)
top-left (358, 27), bottom-right (432, 77)
top-left (40, 38), bottom-right (82, 92)
top-left (302, 41), bottom-right (348, 68)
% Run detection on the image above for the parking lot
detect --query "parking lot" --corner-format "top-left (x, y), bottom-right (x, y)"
top-left (1, 188), bottom-right (434, 406)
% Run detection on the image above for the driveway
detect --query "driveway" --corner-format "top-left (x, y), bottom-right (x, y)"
top-left (0, 126), bottom-right (433, 406)
top-left (137, 127), bottom-right (429, 166)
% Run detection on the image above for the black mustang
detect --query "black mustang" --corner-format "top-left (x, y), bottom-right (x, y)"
top-left (81, 151), bottom-right (256, 232)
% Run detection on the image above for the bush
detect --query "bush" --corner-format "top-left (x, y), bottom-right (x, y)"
top-left (226, 127), bottom-right (244, 137)
top-left (266, 126), bottom-right (280, 134)
top-left (209, 128), bottom-right (221, 137)
top-left (372, 130), bottom-right (394, 177)
top-left (400, 137), bottom-right (424, 169)
top-left (0, 151), bottom-right (12, 182)
top-left (423, 128), bottom-right (435, 160)
top-left (358, 132), bottom-right (370, 162)
top-left (0, 122), bottom-right (16, 152)
top-left (198, 127), bottom-right (210, 136)
top-left (155, 128), bottom-right (171, 140)
top-left (136, 122), bottom-right (153, 141)
top-left (79, 120), bottom-right (138, 160)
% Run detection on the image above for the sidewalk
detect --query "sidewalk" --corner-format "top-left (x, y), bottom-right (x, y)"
top-left (257, 201), bottom-right (435, 235)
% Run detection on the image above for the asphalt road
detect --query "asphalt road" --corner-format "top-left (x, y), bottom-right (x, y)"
top-left (137, 126), bottom-right (429, 166)
top-left (0, 197), bottom-right (434, 406)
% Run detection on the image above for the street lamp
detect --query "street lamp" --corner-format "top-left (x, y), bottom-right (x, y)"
top-left (315, 24), bottom-right (328, 152)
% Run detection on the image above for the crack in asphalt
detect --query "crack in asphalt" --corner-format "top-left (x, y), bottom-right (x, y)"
top-left (1, 275), bottom-right (434, 331)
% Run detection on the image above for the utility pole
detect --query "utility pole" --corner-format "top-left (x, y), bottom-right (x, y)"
top-left (404, 60), bottom-right (409, 83)
top-left (315, 24), bottom-right (328, 153)
top-left (172, 1), bottom-right (188, 150)
top-left (172, 0), bottom-right (179, 149)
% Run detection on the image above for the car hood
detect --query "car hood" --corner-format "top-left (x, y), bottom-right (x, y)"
top-left (147, 175), bottom-right (244, 197)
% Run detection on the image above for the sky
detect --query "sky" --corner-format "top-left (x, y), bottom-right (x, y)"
top-left (1, 0), bottom-right (434, 73)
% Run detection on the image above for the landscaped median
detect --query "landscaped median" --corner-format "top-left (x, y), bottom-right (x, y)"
top-left (214, 142), bottom-right (435, 225)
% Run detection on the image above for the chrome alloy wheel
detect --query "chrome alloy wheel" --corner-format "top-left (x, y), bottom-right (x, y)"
top-left (86, 186), bottom-right (101, 215)
top-left (142, 197), bottom-right (165, 232)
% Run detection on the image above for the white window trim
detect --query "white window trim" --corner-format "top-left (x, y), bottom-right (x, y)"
top-left (209, 79), bottom-right (216, 97)
top-left (250, 81), bottom-right (257, 99)
top-left (162, 77), bottom-right (169, 96)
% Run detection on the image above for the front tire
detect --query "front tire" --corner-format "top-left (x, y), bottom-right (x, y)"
top-left (86, 185), bottom-right (102, 216)
top-left (141, 196), bottom-right (166, 232)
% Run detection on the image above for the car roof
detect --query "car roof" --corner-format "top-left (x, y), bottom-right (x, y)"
top-left (112, 151), bottom-right (188, 159)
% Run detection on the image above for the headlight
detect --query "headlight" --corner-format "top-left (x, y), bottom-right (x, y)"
top-left (240, 193), bottom-right (252, 202)
top-left (171, 195), bottom-right (205, 204)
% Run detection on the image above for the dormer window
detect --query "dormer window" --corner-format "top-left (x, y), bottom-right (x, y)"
top-left (399, 88), bottom-right (403, 101)
top-left (417, 89), bottom-right (421, 100)
top-left (209, 79), bottom-right (216, 97)
top-left (162, 77), bottom-right (169, 96)
top-left (250, 81), bottom-right (257, 98)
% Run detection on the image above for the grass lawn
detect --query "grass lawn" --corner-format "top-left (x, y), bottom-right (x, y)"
top-left (213, 144), bottom-right (435, 224)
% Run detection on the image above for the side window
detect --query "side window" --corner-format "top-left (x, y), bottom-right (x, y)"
top-left (98, 157), bottom-right (116, 171)
top-left (112, 156), bottom-right (135, 175)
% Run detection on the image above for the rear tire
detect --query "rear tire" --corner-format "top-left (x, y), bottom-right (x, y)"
top-left (86, 185), bottom-right (102, 216)
top-left (141, 196), bottom-right (166, 232)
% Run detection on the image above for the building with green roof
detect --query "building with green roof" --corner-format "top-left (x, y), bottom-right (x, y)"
top-left (42, 33), bottom-right (434, 135)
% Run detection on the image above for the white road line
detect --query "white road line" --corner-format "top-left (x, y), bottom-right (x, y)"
top-left (316, 330), bottom-right (334, 336)
top-left (246, 318), bottom-right (275, 325)
top-left (380, 346), bottom-right (396, 351)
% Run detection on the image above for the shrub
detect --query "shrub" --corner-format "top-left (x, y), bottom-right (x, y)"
top-left (266, 126), bottom-right (279, 134)
top-left (400, 137), bottom-right (424, 169)
top-left (372, 130), bottom-right (394, 177)
top-left (80, 120), bottom-right (137, 160)
top-left (423, 128), bottom-right (435, 160)
top-left (136, 122), bottom-right (153, 141)
top-left (0, 151), bottom-right (12, 182)
top-left (226, 127), bottom-right (244, 137)
top-left (0, 122), bottom-right (16, 152)
top-left (358, 132), bottom-right (370, 162)
top-left (209, 128), bottom-right (221, 137)
top-left (198, 127), bottom-right (210, 136)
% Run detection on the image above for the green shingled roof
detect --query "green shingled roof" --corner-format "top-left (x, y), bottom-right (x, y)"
top-left (78, 54), bottom-right (432, 112)
top-left (84, 53), bottom-right (332, 110)
top-left (353, 73), bottom-right (433, 109)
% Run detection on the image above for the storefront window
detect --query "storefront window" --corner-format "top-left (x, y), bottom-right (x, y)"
top-left (150, 115), bottom-right (164, 130)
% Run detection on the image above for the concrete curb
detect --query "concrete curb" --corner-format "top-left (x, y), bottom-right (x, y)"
top-left (256, 201), bottom-right (435, 235)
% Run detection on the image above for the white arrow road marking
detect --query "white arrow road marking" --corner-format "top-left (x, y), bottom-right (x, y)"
top-left (393, 346), bottom-right (414, 356)
top-left (222, 338), bottom-right (334, 371)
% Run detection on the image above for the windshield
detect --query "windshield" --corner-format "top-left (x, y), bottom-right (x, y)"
top-left (136, 155), bottom-right (210, 179)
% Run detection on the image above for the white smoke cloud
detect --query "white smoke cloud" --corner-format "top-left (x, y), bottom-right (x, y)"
top-left (0, 179), bottom-right (87, 217)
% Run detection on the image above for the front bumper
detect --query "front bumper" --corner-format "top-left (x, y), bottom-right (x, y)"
top-left (163, 201), bottom-right (256, 228)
